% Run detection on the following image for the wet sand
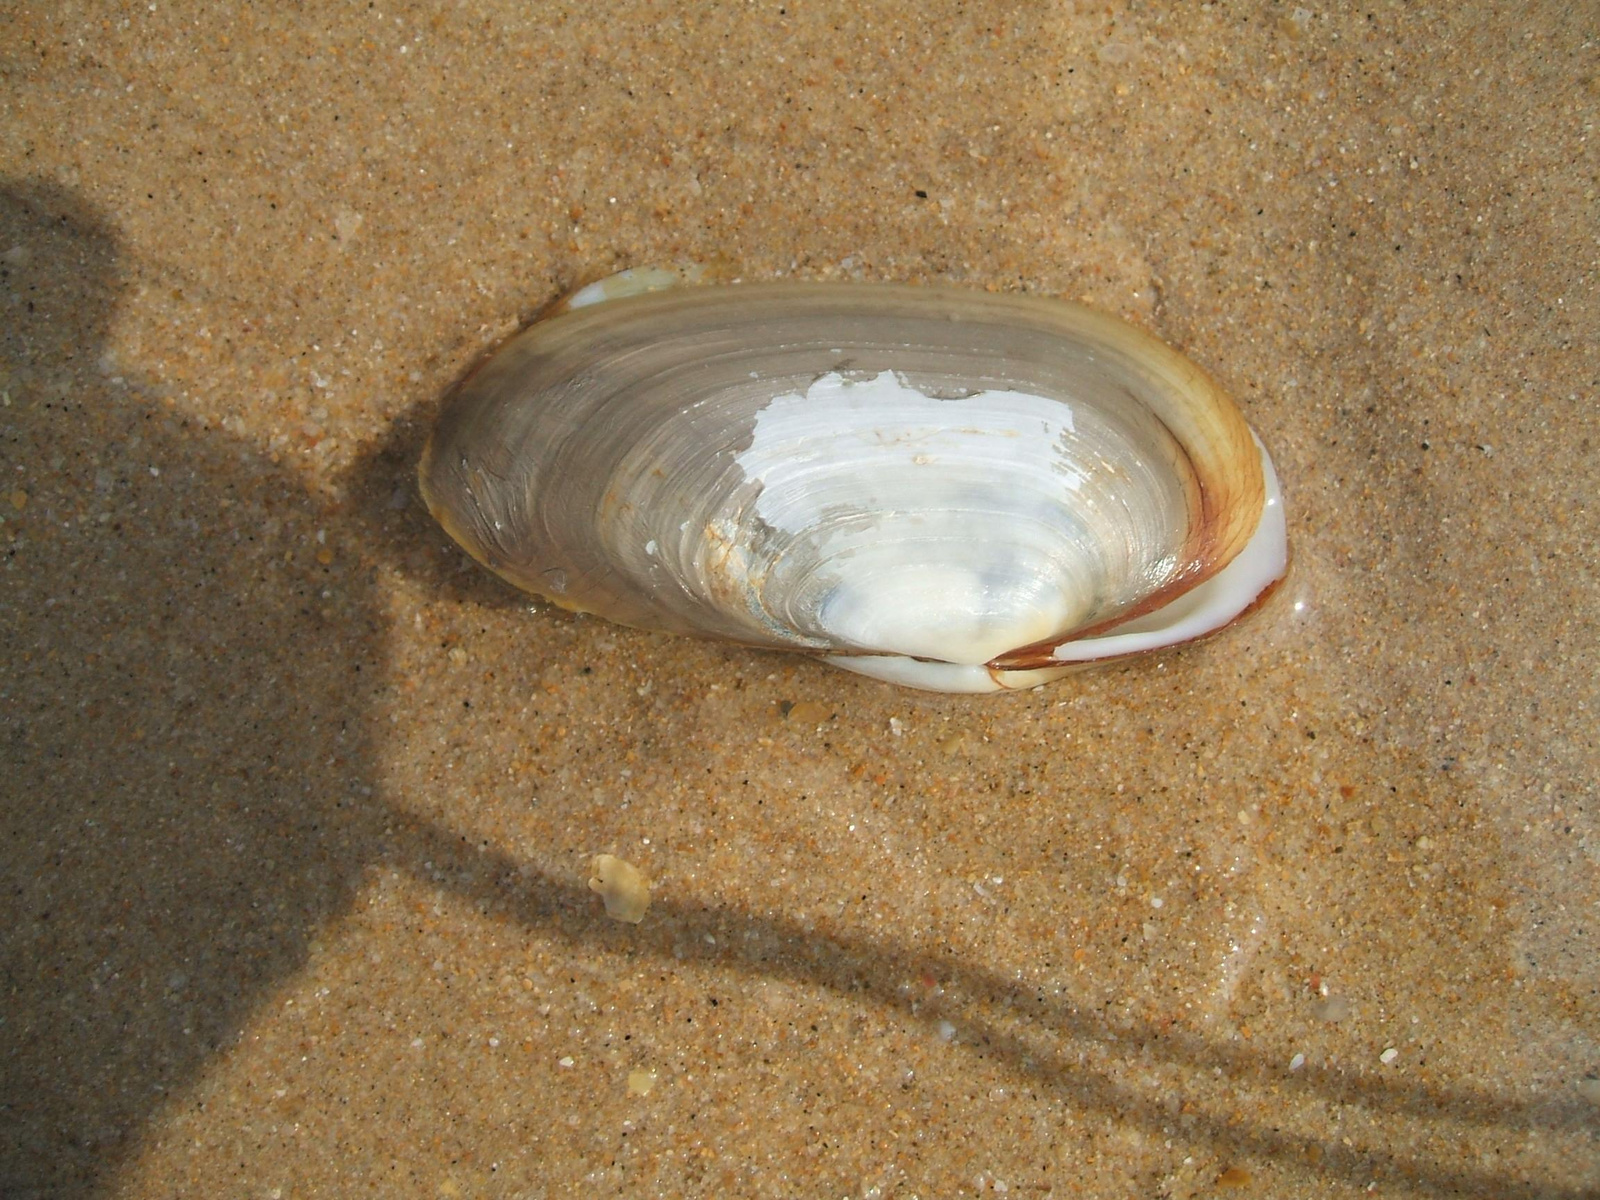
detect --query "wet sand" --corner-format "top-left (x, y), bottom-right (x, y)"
top-left (2, 2), bottom-right (1596, 1196)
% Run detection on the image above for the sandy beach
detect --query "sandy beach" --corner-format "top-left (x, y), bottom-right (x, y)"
top-left (2, 2), bottom-right (1596, 1196)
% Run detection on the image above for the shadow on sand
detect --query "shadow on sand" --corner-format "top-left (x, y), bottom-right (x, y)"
top-left (0, 182), bottom-right (1587, 1198)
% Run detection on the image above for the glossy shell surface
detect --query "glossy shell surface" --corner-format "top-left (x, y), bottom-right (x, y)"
top-left (420, 280), bottom-right (1287, 692)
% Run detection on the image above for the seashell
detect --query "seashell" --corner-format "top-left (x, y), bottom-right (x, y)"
top-left (420, 275), bottom-right (1287, 693)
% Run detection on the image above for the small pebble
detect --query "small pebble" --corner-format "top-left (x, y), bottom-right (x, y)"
top-left (627, 1068), bottom-right (657, 1096)
top-left (1311, 994), bottom-right (1350, 1022)
top-left (785, 699), bottom-right (831, 725)
top-left (1289, 1052), bottom-right (1305, 1071)
top-left (1380, 1047), bottom-right (1399, 1065)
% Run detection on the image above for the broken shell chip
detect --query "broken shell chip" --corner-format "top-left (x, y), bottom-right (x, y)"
top-left (589, 854), bottom-right (650, 923)
top-left (420, 277), bottom-right (1287, 693)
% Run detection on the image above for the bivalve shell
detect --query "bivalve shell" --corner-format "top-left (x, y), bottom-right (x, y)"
top-left (420, 278), bottom-right (1287, 692)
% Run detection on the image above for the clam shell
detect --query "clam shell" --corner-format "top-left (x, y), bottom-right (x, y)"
top-left (420, 279), bottom-right (1287, 692)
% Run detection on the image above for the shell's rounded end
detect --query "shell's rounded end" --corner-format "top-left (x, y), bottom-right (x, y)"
top-left (996, 435), bottom-right (1289, 672)
top-left (831, 437), bottom-right (1287, 690)
top-left (416, 423), bottom-right (515, 587)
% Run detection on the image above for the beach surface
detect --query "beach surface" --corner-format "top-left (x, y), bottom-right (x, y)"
top-left (2, 3), bottom-right (1596, 1196)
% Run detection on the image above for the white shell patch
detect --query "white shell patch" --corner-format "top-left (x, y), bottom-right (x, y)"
top-left (735, 371), bottom-right (1089, 665)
